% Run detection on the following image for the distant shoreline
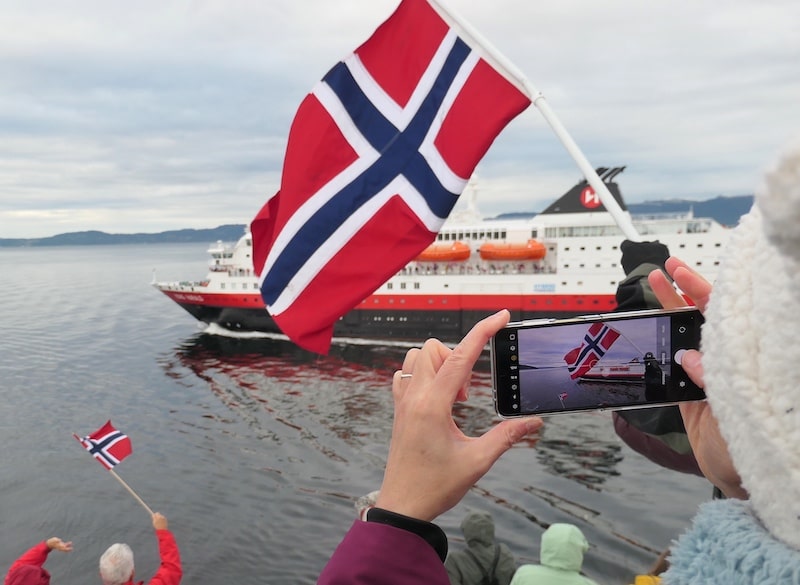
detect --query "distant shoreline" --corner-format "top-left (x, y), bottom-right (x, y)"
top-left (0, 195), bottom-right (753, 247)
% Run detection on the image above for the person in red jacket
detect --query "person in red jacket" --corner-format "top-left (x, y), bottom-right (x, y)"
top-left (4, 537), bottom-right (72, 585)
top-left (98, 512), bottom-right (181, 585)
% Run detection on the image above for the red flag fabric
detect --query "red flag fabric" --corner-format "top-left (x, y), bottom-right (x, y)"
top-left (76, 420), bottom-right (132, 470)
top-left (250, 0), bottom-right (531, 353)
top-left (563, 323), bottom-right (621, 379)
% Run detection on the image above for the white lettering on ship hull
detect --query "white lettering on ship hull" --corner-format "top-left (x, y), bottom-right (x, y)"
top-left (173, 293), bottom-right (205, 302)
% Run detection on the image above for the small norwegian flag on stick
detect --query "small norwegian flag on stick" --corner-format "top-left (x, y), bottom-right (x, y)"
top-left (74, 420), bottom-right (153, 516)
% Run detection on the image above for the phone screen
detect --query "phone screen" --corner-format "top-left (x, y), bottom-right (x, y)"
top-left (491, 307), bottom-right (705, 417)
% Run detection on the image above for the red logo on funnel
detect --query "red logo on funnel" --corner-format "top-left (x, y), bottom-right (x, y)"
top-left (580, 186), bottom-right (602, 209)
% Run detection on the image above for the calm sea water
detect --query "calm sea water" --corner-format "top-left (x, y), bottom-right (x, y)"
top-left (0, 244), bottom-right (712, 585)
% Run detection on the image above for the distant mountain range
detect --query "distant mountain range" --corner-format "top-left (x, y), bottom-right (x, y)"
top-left (0, 195), bottom-right (753, 247)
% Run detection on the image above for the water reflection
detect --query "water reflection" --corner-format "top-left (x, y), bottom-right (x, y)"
top-left (162, 333), bottom-right (626, 490)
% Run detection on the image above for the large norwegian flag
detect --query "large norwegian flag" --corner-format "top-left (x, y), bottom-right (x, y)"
top-left (563, 323), bottom-right (621, 380)
top-left (75, 420), bottom-right (133, 470)
top-left (251, 0), bottom-right (532, 353)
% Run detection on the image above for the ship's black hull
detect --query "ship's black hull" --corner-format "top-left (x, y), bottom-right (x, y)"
top-left (175, 302), bottom-right (586, 344)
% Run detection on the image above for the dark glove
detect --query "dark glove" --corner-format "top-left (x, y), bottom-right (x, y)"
top-left (620, 240), bottom-right (669, 275)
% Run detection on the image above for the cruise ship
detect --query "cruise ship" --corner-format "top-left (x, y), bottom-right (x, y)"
top-left (154, 167), bottom-right (730, 343)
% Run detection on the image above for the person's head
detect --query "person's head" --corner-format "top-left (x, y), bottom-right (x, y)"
top-left (99, 543), bottom-right (134, 585)
top-left (460, 510), bottom-right (495, 548)
top-left (539, 523), bottom-right (589, 572)
top-left (5, 565), bottom-right (50, 585)
top-left (701, 139), bottom-right (800, 550)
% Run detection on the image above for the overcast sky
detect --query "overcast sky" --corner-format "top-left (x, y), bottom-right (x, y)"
top-left (1, 0), bottom-right (797, 238)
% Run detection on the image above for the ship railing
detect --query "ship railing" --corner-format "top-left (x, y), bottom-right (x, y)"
top-left (397, 263), bottom-right (556, 276)
top-left (633, 217), bottom-right (713, 235)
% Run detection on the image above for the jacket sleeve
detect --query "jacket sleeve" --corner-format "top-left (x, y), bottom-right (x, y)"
top-left (318, 520), bottom-right (450, 585)
top-left (497, 545), bottom-right (517, 585)
top-left (612, 239), bottom-right (702, 475)
top-left (147, 530), bottom-right (182, 585)
top-left (4, 542), bottom-right (49, 584)
top-left (444, 554), bottom-right (462, 584)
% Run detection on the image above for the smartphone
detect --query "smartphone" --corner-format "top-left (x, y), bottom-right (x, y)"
top-left (491, 306), bottom-right (705, 417)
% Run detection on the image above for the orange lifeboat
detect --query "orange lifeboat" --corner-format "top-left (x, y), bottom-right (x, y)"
top-left (479, 239), bottom-right (546, 261)
top-left (415, 241), bottom-right (471, 262)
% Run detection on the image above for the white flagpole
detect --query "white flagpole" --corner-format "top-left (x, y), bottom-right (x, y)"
top-left (427, 0), bottom-right (642, 242)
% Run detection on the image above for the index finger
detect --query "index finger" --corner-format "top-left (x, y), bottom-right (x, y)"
top-left (428, 310), bottom-right (510, 405)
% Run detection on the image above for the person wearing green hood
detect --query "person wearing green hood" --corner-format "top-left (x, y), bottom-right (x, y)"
top-left (510, 524), bottom-right (598, 585)
top-left (444, 510), bottom-right (516, 585)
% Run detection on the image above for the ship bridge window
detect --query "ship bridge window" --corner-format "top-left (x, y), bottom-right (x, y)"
top-left (530, 229), bottom-right (538, 238)
top-left (400, 283), bottom-right (406, 289)
top-left (387, 283), bottom-right (393, 290)
top-left (414, 283), bottom-right (420, 289)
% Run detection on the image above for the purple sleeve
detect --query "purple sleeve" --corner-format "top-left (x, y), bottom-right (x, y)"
top-left (318, 520), bottom-right (450, 585)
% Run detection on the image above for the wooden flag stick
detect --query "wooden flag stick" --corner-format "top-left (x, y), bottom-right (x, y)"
top-left (73, 431), bottom-right (154, 517)
top-left (108, 468), bottom-right (154, 517)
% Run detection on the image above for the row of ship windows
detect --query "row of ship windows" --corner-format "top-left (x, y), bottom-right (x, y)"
top-left (562, 242), bottom-right (722, 251)
top-left (218, 282), bottom-right (260, 290)
top-left (561, 260), bottom-right (719, 269)
top-left (437, 230), bottom-right (518, 241)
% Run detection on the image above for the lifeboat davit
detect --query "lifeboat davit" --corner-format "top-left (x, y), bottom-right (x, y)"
top-left (479, 239), bottom-right (546, 261)
top-left (415, 241), bottom-right (471, 262)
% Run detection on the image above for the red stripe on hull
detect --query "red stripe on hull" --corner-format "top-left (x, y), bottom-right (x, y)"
top-left (160, 290), bottom-right (265, 309)
top-left (160, 289), bottom-right (618, 313)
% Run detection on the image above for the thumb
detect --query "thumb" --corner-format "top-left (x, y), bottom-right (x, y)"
top-left (476, 418), bottom-right (543, 468)
top-left (680, 350), bottom-right (705, 388)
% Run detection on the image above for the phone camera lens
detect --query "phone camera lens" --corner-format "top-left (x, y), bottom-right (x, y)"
top-left (509, 334), bottom-right (516, 341)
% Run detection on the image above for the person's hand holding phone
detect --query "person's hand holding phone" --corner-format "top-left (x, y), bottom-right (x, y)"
top-left (375, 310), bottom-right (544, 522)
top-left (648, 257), bottom-right (747, 499)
